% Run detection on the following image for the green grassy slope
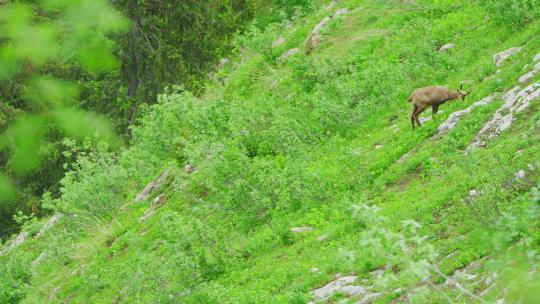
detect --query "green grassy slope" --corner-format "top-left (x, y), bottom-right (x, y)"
top-left (2, 1), bottom-right (540, 303)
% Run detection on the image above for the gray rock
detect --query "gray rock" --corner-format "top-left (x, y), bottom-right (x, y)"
top-left (32, 252), bottom-right (48, 269)
top-left (312, 17), bottom-right (331, 35)
top-left (291, 226), bottom-right (313, 233)
top-left (135, 169), bottom-right (171, 202)
top-left (418, 116), bottom-right (432, 124)
top-left (312, 275), bottom-right (364, 300)
top-left (439, 250), bottom-right (459, 264)
top-left (49, 287), bottom-right (61, 303)
top-left (272, 36), bottom-right (285, 48)
top-left (218, 58), bottom-right (229, 68)
top-left (357, 292), bottom-right (382, 304)
top-left (316, 234), bottom-right (328, 241)
top-left (493, 46), bottom-right (523, 67)
top-left (519, 62), bottom-right (540, 84)
top-left (479, 283), bottom-right (495, 297)
top-left (534, 53), bottom-right (540, 62)
top-left (184, 164), bottom-right (196, 174)
top-left (140, 209), bottom-right (156, 222)
top-left (437, 95), bottom-right (495, 134)
top-left (9, 231), bottom-right (28, 250)
top-left (325, 1), bottom-right (337, 11)
top-left (498, 115), bottom-right (513, 131)
top-left (397, 149), bottom-right (414, 164)
top-left (468, 81), bottom-right (540, 151)
top-left (468, 189), bottom-right (479, 200)
top-left (333, 8), bottom-right (350, 17)
top-left (306, 33), bottom-right (322, 53)
top-left (516, 170), bottom-right (526, 179)
top-left (341, 285), bottom-right (367, 297)
top-left (140, 194), bottom-right (168, 222)
top-left (485, 272), bottom-right (498, 285)
top-left (439, 43), bottom-right (455, 52)
top-left (519, 71), bottom-right (536, 84)
top-left (370, 268), bottom-right (385, 278)
top-left (278, 48), bottom-right (300, 62)
top-left (36, 213), bottom-right (64, 238)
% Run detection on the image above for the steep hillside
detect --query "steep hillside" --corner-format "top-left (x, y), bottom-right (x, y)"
top-left (2, 0), bottom-right (540, 303)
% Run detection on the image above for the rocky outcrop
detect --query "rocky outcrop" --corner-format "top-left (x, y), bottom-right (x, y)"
top-left (305, 7), bottom-right (350, 54)
top-left (9, 231), bottom-right (28, 251)
top-left (312, 17), bottom-right (332, 35)
top-left (277, 48), bottom-right (301, 62)
top-left (290, 226), bottom-right (313, 233)
top-left (468, 81), bottom-right (540, 151)
top-left (333, 8), bottom-right (350, 18)
top-left (439, 43), bottom-right (455, 52)
top-left (36, 213), bottom-right (64, 238)
top-left (140, 194), bottom-right (168, 222)
top-left (325, 1), bottom-right (338, 11)
top-left (493, 46), bottom-right (523, 67)
top-left (272, 36), bottom-right (285, 48)
top-left (311, 275), bottom-right (379, 303)
top-left (1, 213), bottom-right (64, 255)
top-left (134, 169), bottom-right (171, 203)
top-left (437, 95), bottom-right (496, 135)
top-left (518, 62), bottom-right (540, 84)
top-left (49, 287), bottom-right (61, 303)
top-left (397, 148), bottom-right (416, 164)
top-left (515, 169), bottom-right (527, 180)
top-left (218, 58), bottom-right (229, 69)
top-left (32, 252), bottom-right (48, 269)
top-left (184, 164), bottom-right (197, 174)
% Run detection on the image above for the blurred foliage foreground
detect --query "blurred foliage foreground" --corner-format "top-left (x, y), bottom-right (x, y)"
top-left (0, 0), bottom-right (126, 231)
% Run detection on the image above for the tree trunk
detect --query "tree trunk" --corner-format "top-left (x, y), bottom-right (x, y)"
top-left (127, 0), bottom-right (140, 138)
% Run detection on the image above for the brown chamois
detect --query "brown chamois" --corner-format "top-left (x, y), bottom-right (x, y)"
top-left (408, 84), bottom-right (470, 129)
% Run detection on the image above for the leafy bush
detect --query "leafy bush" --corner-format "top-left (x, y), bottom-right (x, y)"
top-left (480, 0), bottom-right (540, 26)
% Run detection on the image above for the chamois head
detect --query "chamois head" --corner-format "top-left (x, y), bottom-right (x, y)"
top-left (457, 84), bottom-right (470, 101)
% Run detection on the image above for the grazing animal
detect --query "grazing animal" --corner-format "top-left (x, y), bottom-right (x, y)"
top-left (408, 84), bottom-right (470, 129)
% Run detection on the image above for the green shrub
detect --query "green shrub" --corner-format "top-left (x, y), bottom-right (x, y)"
top-left (480, 0), bottom-right (540, 26)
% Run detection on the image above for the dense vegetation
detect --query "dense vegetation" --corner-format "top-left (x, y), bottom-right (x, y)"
top-left (0, 0), bottom-right (316, 237)
top-left (1, 0), bottom-right (540, 303)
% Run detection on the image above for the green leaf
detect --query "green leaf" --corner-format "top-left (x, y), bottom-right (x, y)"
top-left (0, 4), bottom-right (59, 66)
top-left (76, 37), bottom-right (119, 72)
top-left (0, 3), bottom-right (32, 32)
top-left (24, 76), bottom-right (80, 109)
top-left (0, 48), bottom-right (23, 80)
top-left (11, 23), bottom-right (59, 66)
top-left (53, 108), bottom-right (118, 146)
top-left (0, 174), bottom-right (16, 202)
top-left (0, 115), bottom-right (46, 174)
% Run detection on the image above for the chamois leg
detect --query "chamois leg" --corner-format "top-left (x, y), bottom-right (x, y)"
top-left (411, 104), bottom-right (418, 129)
top-left (415, 105), bottom-right (427, 127)
top-left (432, 104), bottom-right (439, 117)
